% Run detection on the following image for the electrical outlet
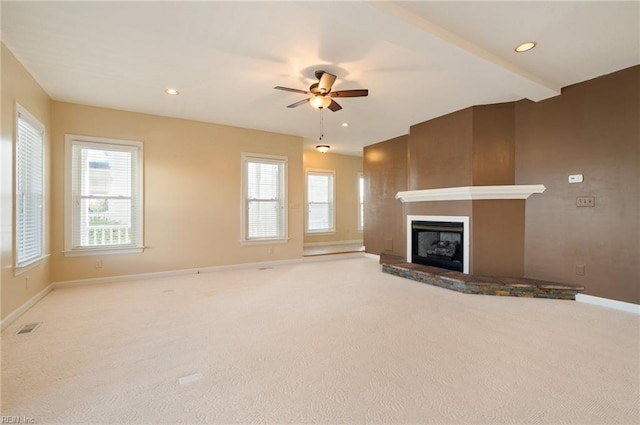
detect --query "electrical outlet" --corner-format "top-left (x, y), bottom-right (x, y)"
top-left (95, 260), bottom-right (103, 268)
top-left (575, 265), bottom-right (585, 276)
top-left (576, 196), bottom-right (595, 207)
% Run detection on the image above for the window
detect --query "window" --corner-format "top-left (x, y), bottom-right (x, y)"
top-left (242, 153), bottom-right (287, 242)
top-left (65, 135), bottom-right (143, 255)
top-left (306, 169), bottom-right (335, 233)
top-left (15, 104), bottom-right (45, 269)
top-left (358, 173), bottom-right (364, 232)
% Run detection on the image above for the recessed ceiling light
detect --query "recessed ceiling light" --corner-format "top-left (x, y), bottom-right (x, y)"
top-left (341, 122), bottom-right (349, 128)
top-left (515, 41), bottom-right (537, 53)
top-left (165, 88), bottom-right (180, 95)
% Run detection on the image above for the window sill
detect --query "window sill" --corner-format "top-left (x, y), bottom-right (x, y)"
top-left (63, 246), bottom-right (145, 257)
top-left (15, 254), bottom-right (50, 276)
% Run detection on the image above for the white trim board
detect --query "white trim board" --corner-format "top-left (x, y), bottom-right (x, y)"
top-left (576, 294), bottom-right (640, 315)
top-left (1, 284), bottom-right (53, 331)
top-left (302, 251), bottom-right (365, 263)
top-left (396, 185), bottom-right (546, 203)
top-left (303, 239), bottom-right (363, 247)
top-left (53, 258), bottom-right (304, 288)
top-left (0, 258), bottom-right (304, 331)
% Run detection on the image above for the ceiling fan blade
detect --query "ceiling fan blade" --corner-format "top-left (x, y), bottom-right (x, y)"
top-left (318, 72), bottom-right (337, 94)
top-left (331, 89), bottom-right (369, 98)
top-left (274, 86), bottom-right (308, 94)
top-left (287, 98), bottom-right (310, 108)
top-left (328, 99), bottom-right (342, 112)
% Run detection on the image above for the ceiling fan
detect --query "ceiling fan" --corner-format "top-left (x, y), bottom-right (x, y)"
top-left (274, 70), bottom-right (368, 112)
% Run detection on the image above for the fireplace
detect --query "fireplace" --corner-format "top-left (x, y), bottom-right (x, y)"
top-left (407, 215), bottom-right (470, 274)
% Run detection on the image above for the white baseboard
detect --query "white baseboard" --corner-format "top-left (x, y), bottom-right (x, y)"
top-left (11, 258), bottom-right (631, 334)
top-left (576, 294), bottom-right (640, 315)
top-left (302, 251), bottom-right (365, 262)
top-left (53, 258), bottom-right (304, 288)
top-left (1, 284), bottom-right (53, 332)
top-left (3, 258), bottom-right (308, 329)
top-left (303, 239), bottom-right (363, 248)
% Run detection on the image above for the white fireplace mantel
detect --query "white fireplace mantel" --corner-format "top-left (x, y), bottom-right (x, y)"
top-left (395, 184), bottom-right (546, 203)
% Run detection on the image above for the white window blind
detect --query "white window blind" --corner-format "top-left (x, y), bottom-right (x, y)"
top-left (65, 136), bottom-right (143, 254)
top-left (15, 106), bottom-right (45, 267)
top-left (358, 173), bottom-right (364, 231)
top-left (243, 154), bottom-right (287, 241)
top-left (306, 170), bottom-right (335, 233)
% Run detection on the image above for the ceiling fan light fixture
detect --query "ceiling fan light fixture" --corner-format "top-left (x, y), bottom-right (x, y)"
top-left (316, 144), bottom-right (330, 153)
top-left (515, 41), bottom-right (537, 53)
top-left (309, 95), bottom-right (332, 109)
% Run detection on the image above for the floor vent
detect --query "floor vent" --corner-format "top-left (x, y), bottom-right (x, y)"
top-left (258, 267), bottom-right (273, 270)
top-left (16, 322), bottom-right (41, 335)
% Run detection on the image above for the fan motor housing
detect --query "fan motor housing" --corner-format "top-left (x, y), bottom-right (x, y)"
top-left (309, 83), bottom-right (322, 95)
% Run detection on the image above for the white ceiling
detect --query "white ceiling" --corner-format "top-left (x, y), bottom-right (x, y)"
top-left (2, 1), bottom-right (638, 156)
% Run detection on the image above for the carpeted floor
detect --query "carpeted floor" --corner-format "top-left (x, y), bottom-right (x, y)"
top-left (1, 256), bottom-right (639, 424)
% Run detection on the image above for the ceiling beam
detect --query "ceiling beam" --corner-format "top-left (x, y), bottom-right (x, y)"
top-left (367, 1), bottom-right (561, 102)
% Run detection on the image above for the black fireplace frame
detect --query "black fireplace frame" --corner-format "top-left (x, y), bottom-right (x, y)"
top-left (411, 220), bottom-right (464, 272)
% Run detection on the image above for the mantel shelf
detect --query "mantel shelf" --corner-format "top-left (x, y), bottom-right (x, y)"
top-left (395, 185), bottom-right (546, 203)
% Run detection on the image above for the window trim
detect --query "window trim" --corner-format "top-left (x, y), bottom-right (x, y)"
top-left (241, 152), bottom-right (288, 244)
top-left (305, 168), bottom-right (336, 235)
top-left (358, 172), bottom-right (364, 233)
top-left (14, 103), bottom-right (46, 273)
top-left (64, 134), bottom-right (144, 256)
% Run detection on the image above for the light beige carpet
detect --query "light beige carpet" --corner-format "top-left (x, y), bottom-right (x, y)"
top-left (1, 257), bottom-right (639, 424)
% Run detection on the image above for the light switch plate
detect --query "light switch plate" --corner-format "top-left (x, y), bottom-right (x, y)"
top-left (568, 174), bottom-right (583, 183)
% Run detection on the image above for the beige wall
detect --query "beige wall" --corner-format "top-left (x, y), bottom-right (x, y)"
top-left (1, 43), bottom-right (52, 320)
top-left (302, 150), bottom-right (362, 245)
top-left (50, 102), bottom-right (304, 282)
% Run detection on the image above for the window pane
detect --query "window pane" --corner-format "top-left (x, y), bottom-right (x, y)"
top-left (81, 148), bottom-right (132, 197)
top-left (247, 162), bottom-right (279, 200)
top-left (68, 137), bottom-right (143, 252)
top-left (244, 155), bottom-right (286, 241)
top-left (308, 174), bottom-right (330, 203)
top-left (306, 171), bottom-right (334, 232)
top-left (308, 204), bottom-right (331, 231)
top-left (248, 200), bottom-right (281, 239)
top-left (78, 198), bottom-right (132, 246)
top-left (359, 175), bottom-right (364, 230)
top-left (16, 109), bottom-right (44, 266)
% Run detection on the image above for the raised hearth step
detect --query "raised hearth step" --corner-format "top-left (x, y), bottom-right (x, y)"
top-left (380, 252), bottom-right (585, 300)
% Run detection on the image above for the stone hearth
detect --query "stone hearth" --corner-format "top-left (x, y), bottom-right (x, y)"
top-left (380, 252), bottom-right (584, 300)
